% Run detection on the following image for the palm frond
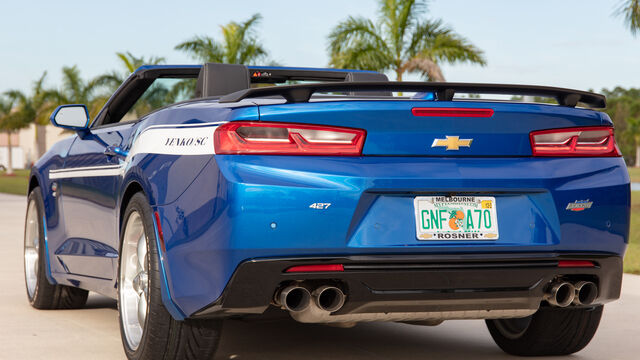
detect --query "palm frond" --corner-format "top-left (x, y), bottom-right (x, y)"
top-left (424, 32), bottom-right (486, 65)
top-left (220, 14), bottom-right (266, 64)
top-left (175, 36), bottom-right (225, 63)
top-left (403, 55), bottom-right (445, 81)
top-left (380, 0), bottom-right (426, 56)
top-left (330, 39), bottom-right (394, 71)
top-left (94, 71), bottom-right (124, 91)
top-left (615, 0), bottom-right (640, 36)
top-left (328, 16), bottom-right (393, 70)
top-left (408, 19), bottom-right (486, 67)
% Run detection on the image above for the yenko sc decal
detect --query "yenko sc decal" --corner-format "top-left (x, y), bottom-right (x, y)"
top-left (128, 124), bottom-right (220, 157)
top-left (47, 122), bottom-right (223, 180)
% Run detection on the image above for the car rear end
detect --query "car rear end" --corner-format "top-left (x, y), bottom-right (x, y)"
top-left (166, 95), bottom-right (628, 325)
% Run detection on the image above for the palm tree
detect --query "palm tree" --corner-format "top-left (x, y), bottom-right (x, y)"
top-left (616, 0), bottom-right (640, 36)
top-left (0, 93), bottom-right (32, 174)
top-left (56, 65), bottom-right (106, 118)
top-left (0, 96), bottom-right (15, 173)
top-left (328, 0), bottom-right (486, 81)
top-left (98, 52), bottom-right (166, 91)
top-left (7, 73), bottom-right (59, 159)
top-left (603, 87), bottom-right (640, 166)
top-left (175, 14), bottom-right (268, 64)
top-left (96, 52), bottom-right (168, 117)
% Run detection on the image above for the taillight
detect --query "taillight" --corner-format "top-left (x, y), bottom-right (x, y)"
top-left (214, 121), bottom-right (366, 155)
top-left (530, 126), bottom-right (620, 157)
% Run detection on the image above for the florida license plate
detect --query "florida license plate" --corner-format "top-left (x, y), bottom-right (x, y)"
top-left (414, 196), bottom-right (499, 240)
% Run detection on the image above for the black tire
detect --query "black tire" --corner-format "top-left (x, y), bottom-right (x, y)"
top-left (25, 187), bottom-right (88, 309)
top-left (118, 192), bottom-right (222, 360)
top-left (486, 305), bottom-right (603, 356)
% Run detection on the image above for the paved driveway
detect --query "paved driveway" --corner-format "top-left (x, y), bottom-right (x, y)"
top-left (1, 193), bottom-right (639, 359)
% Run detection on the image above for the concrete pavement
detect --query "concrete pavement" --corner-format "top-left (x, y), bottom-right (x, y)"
top-left (1, 192), bottom-right (639, 359)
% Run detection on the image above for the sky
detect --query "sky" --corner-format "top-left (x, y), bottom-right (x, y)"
top-left (0, 0), bottom-right (638, 94)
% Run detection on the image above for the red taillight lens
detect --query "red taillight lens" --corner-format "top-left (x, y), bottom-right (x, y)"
top-left (214, 121), bottom-right (366, 155)
top-left (285, 264), bottom-right (345, 273)
top-left (412, 107), bottom-right (494, 118)
top-left (530, 126), bottom-right (620, 157)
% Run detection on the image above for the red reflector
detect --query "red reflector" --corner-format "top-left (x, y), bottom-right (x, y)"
top-left (558, 260), bottom-right (595, 268)
top-left (412, 108), bottom-right (494, 118)
top-left (530, 126), bottom-right (620, 157)
top-left (214, 121), bottom-right (366, 156)
top-left (153, 211), bottom-right (166, 253)
top-left (285, 264), bottom-right (345, 273)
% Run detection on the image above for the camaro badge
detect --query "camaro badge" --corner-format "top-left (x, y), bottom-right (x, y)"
top-left (431, 136), bottom-right (473, 150)
top-left (566, 200), bottom-right (593, 211)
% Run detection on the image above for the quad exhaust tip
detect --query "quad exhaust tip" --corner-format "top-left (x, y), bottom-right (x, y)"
top-left (573, 281), bottom-right (598, 306)
top-left (545, 282), bottom-right (575, 308)
top-left (313, 286), bottom-right (346, 313)
top-left (278, 285), bottom-right (311, 312)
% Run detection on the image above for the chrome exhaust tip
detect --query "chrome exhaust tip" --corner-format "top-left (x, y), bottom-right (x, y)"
top-left (573, 281), bottom-right (598, 306)
top-left (545, 281), bottom-right (575, 308)
top-left (278, 285), bottom-right (311, 312)
top-left (313, 285), bottom-right (346, 313)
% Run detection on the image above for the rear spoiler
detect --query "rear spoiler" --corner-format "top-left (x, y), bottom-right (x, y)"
top-left (219, 81), bottom-right (606, 108)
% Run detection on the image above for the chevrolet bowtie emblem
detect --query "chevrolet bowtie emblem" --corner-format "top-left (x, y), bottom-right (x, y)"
top-left (431, 136), bottom-right (473, 150)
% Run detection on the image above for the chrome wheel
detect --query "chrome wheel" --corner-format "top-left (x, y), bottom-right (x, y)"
top-left (24, 199), bottom-right (39, 299)
top-left (119, 211), bottom-right (149, 350)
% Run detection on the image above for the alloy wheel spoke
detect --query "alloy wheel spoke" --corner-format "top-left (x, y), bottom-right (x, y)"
top-left (119, 211), bottom-right (150, 351)
top-left (137, 292), bottom-right (148, 326)
top-left (24, 199), bottom-right (40, 298)
top-left (137, 234), bottom-right (147, 273)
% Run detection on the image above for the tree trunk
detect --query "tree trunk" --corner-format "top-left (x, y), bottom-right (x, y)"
top-left (396, 69), bottom-right (404, 96)
top-left (6, 131), bottom-right (13, 175)
top-left (636, 145), bottom-right (640, 168)
top-left (35, 123), bottom-right (47, 159)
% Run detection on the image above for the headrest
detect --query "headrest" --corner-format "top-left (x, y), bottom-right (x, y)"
top-left (194, 63), bottom-right (250, 98)
top-left (345, 72), bottom-right (391, 96)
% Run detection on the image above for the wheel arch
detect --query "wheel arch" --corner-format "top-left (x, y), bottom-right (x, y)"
top-left (119, 181), bottom-right (145, 230)
top-left (118, 178), bottom-right (187, 320)
top-left (28, 174), bottom-right (40, 195)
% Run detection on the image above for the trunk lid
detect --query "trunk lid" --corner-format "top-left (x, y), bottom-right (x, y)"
top-left (256, 100), bottom-right (607, 156)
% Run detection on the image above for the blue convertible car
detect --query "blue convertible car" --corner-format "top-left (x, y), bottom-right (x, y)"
top-left (24, 64), bottom-right (629, 359)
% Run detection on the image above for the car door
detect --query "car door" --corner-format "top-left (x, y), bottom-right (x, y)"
top-left (55, 123), bottom-right (137, 280)
top-left (49, 71), bottom-right (199, 282)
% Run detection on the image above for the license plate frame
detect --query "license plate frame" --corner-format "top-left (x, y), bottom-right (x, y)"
top-left (414, 196), bottom-right (499, 240)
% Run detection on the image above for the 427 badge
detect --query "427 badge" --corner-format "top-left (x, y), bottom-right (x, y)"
top-left (414, 196), bottom-right (499, 240)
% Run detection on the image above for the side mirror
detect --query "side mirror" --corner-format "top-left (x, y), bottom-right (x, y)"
top-left (50, 104), bottom-right (90, 131)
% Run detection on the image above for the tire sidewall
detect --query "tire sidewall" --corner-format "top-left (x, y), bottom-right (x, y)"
top-left (117, 192), bottom-right (165, 359)
top-left (24, 187), bottom-right (47, 306)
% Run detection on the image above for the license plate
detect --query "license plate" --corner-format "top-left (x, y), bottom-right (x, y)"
top-left (414, 196), bottom-right (499, 240)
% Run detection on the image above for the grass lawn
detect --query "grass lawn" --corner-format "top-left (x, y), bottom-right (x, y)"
top-left (628, 167), bottom-right (640, 182)
top-left (626, 192), bottom-right (640, 274)
top-left (0, 168), bottom-right (638, 273)
top-left (0, 169), bottom-right (29, 196)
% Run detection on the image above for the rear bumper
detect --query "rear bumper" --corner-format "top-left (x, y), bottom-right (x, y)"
top-left (156, 155), bottom-right (629, 317)
top-left (191, 252), bottom-right (622, 319)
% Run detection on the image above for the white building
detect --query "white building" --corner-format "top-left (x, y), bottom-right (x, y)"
top-left (0, 124), bottom-right (69, 169)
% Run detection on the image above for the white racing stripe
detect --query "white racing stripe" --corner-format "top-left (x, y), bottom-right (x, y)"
top-left (49, 165), bottom-right (125, 179)
top-left (48, 122), bottom-right (223, 180)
